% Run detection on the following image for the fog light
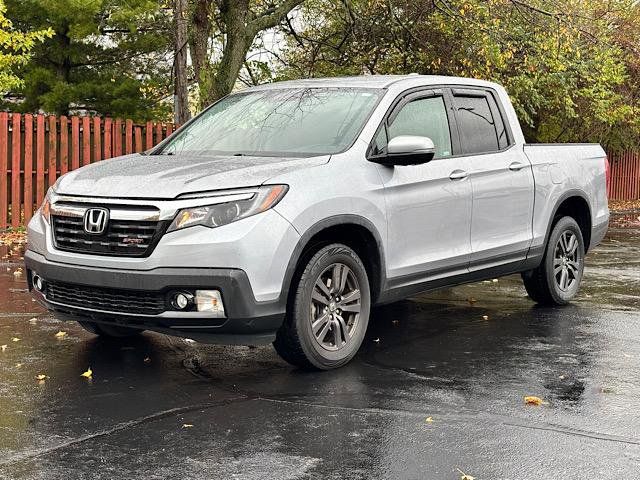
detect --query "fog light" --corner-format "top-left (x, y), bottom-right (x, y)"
top-left (171, 292), bottom-right (193, 310)
top-left (32, 273), bottom-right (44, 292)
top-left (195, 290), bottom-right (225, 316)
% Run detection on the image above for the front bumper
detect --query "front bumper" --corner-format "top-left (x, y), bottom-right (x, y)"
top-left (25, 250), bottom-right (285, 345)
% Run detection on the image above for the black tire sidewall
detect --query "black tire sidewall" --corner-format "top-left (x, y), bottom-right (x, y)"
top-left (544, 217), bottom-right (585, 304)
top-left (293, 244), bottom-right (371, 369)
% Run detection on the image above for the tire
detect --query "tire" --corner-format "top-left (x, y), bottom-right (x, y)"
top-left (273, 243), bottom-right (371, 370)
top-left (78, 321), bottom-right (143, 338)
top-left (521, 216), bottom-right (585, 306)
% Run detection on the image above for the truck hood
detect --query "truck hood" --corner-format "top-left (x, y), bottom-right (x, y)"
top-left (55, 153), bottom-right (330, 199)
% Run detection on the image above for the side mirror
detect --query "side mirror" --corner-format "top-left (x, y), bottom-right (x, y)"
top-left (370, 135), bottom-right (436, 166)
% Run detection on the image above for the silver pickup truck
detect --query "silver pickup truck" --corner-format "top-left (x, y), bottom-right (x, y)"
top-left (25, 75), bottom-right (610, 369)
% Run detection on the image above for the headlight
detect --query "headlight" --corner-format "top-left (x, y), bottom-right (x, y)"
top-left (39, 188), bottom-right (53, 224)
top-left (167, 185), bottom-right (288, 232)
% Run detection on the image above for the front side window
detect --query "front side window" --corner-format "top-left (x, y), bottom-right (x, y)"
top-left (387, 96), bottom-right (452, 158)
top-left (156, 87), bottom-right (382, 157)
top-left (454, 94), bottom-right (503, 154)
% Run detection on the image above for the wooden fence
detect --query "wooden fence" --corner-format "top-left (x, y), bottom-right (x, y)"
top-left (0, 112), bottom-right (176, 228)
top-left (608, 150), bottom-right (640, 201)
top-left (0, 112), bottom-right (639, 228)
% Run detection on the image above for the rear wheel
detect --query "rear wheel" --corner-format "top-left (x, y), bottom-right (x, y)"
top-left (273, 243), bottom-right (371, 370)
top-left (522, 216), bottom-right (585, 305)
top-left (78, 321), bottom-right (143, 338)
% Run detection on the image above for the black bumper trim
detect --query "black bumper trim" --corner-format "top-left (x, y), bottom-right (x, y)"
top-left (25, 250), bottom-right (285, 343)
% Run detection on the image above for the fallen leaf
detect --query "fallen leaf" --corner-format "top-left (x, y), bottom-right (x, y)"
top-left (482, 315), bottom-right (489, 321)
top-left (524, 395), bottom-right (547, 406)
top-left (11, 337), bottom-right (20, 342)
top-left (54, 331), bottom-right (68, 339)
top-left (182, 423), bottom-right (194, 428)
top-left (467, 297), bottom-right (477, 305)
top-left (13, 270), bottom-right (22, 277)
top-left (1, 344), bottom-right (7, 352)
top-left (35, 374), bottom-right (47, 381)
top-left (456, 468), bottom-right (475, 480)
top-left (559, 375), bottom-right (566, 380)
top-left (15, 363), bottom-right (22, 368)
top-left (492, 278), bottom-right (498, 283)
top-left (425, 417), bottom-right (434, 423)
top-left (29, 317), bottom-right (37, 324)
top-left (143, 356), bottom-right (151, 363)
top-left (184, 338), bottom-right (196, 344)
top-left (81, 367), bottom-right (93, 379)
top-left (373, 338), bottom-right (380, 343)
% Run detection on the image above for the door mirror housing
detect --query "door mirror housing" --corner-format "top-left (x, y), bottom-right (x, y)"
top-left (370, 135), bottom-right (436, 166)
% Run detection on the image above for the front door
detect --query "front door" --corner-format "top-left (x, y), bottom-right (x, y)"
top-left (374, 90), bottom-right (473, 285)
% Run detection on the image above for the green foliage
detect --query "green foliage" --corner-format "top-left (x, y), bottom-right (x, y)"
top-left (0, 0), bottom-right (52, 93)
top-left (277, 0), bottom-right (640, 149)
top-left (5, 0), bottom-right (172, 120)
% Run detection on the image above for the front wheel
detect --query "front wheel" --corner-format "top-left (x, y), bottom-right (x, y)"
top-left (522, 216), bottom-right (585, 305)
top-left (273, 243), bottom-right (371, 370)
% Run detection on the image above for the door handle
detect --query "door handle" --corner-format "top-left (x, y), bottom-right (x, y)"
top-left (449, 169), bottom-right (468, 180)
top-left (509, 162), bottom-right (527, 171)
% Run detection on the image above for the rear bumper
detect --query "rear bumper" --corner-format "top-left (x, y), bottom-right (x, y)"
top-left (590, 217), bottom-right (609, 250)
top-left (25, 250), bottom-right (285, 345)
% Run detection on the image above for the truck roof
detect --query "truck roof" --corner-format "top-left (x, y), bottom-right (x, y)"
top-left (249, 74), bottom-right (502, 90)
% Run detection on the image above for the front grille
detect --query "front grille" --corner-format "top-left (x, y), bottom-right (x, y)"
top-left (46, 280), bottom-right (167, 315)
top-left (52, 215), bottom-right (166, 257)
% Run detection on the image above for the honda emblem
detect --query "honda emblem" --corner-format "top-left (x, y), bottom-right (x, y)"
top-left (83, 208), bottom-right (109, 235)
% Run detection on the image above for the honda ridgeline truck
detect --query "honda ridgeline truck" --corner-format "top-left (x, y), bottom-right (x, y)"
top-left (25, 75), bottom-right (610, 369)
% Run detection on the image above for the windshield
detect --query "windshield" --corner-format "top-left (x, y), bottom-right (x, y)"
top-left (156, 87), bottom-right (382, 157)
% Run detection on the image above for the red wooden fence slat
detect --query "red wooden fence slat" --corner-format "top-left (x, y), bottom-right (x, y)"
top-left (155, 122), bottom-right (162, 146)
top-left (114, 119), bottom-right (122, 157)
top-left (60, 116), bottom-right (68, 175)
top-left (125, 119), bottom-right (133, 154)
top-left (71, 116), bottom-right (80, 171)
top-left (166, 124), bottom-right (173, 136)
top-left (24, 114), bottom-right (33, 224)
top-left (48, 116), bottom-right (57, 190)
top-left (0, 112), bottom-right (7, 228)
top-left (94, 117), bottom-right (102, 162)
top-left (145, 121), bottom-right (153, 150)
top-left (11, 113), bottom-right (21, 227)
top-left (104, 118), bottom-right (112, 159)
top-left (134, 126), bottom-right (143, 153)
top-left (82, 116), bottom-right (91, 166)
top-left (36, 115), bottom-right (45, 206)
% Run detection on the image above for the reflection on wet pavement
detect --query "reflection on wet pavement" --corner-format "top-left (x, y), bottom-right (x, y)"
top-left (0, 228), bottom-right (639, 479)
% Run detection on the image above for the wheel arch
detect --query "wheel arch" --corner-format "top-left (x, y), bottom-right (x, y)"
top-left (279, 215), bottom-right (386, 308)
top-left (546, 190), bottom-right (593, 252)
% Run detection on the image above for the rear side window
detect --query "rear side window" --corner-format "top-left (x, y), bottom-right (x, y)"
top-left (388, 96), bottom-right (452, 158)
top-left (453, 94), bottom-right (504, 154)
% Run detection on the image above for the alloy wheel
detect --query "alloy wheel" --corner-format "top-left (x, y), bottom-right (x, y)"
top-left (553, 230), bottom-right (581, 292)
top-left (310, 263), bottom-right (362, 351)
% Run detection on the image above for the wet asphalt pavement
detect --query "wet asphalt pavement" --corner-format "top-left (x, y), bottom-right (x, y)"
top-left (0, 226), bottom-right (639, 480)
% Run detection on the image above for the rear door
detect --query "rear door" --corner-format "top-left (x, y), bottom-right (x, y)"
top-left (450, 87), bottom-right (534, 269)
top-left (373, 89), bottom-right (473, 284)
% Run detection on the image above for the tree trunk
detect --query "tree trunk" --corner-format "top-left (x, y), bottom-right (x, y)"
top-left (173, 0), bottom-right (191, 124)
top-left (197, 0), bottom-right (306, 105)
top-left (189, 0), bottom-right (212, 106)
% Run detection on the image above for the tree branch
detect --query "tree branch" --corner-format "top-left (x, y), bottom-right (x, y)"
top-left (249, 0), bottom-right (305, 36)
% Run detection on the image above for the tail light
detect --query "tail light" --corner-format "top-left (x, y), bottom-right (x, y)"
top-left (604, 155), bottom-right (611, 198)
